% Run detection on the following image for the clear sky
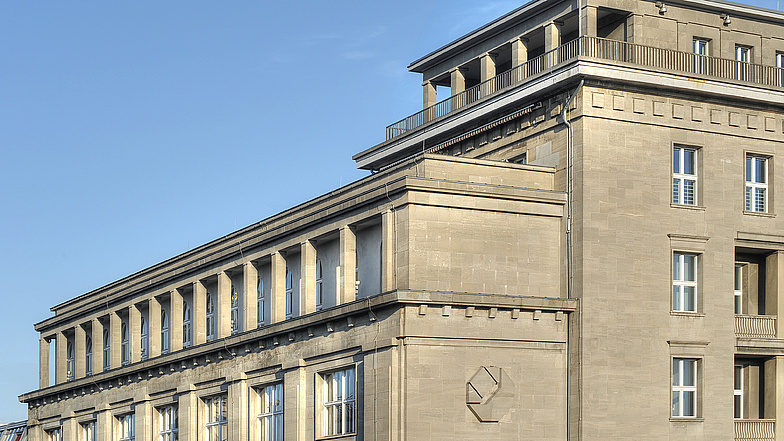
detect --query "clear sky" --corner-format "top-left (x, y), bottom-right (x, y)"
top-left (0, 0), bottom-right (781, 424)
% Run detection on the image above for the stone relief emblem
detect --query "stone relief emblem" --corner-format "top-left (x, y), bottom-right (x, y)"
top-left (466, 366), bottom-right (515, 422)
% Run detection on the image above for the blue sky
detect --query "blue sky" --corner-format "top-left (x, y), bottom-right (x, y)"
top-left (0, 0), bottom-right (781, 423)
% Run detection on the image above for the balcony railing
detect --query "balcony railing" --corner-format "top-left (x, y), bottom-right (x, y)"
top-left (735, 314), bottom-right (777, 338)
top-left (386, 36), bottom-right (784, 140)
top-left (735, 419), bottom-right (775, 441)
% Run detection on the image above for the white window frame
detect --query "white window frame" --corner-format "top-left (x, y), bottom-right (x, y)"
top-left (102, 328), bottom-right (110, 371)
top-left (183, 303), bottom-right (192, 348)
top-left (231, 284), bottom-right (240, 335)
top-left (257, 276), bottom-right (265, 327)
top-left (158, 405), bottom-right (178, 441)
top-left (81, 421), bottom-right (96, 441)
top-left (735, 45), bottom-right (751, 81)
top-left (746, 154), bottom-right (769, 213)
top-left (323, 367), bottom-right (356, 436)
top-left (672, 358), bottom-right (698, 418)
top-left (693, 38), bottom-right (709, 74)
top-left (777, 52), bottom-right (784, 87)
top-left (140, 317), bottom-right (149, 361)
top-left (734, 364), bottom-right (744, 419)
top-left (66, 340), bottom-right (75, 381)
top-left (46, 428), bottom-right (62, 441)
top-left (118, 413), bottom-right (135, 441)
top-left (735, 264), bottom-right (744, 315)
top-left (257, 383), bottom-right (284, 441)
top-left (206, 292), bottom-right (215, 342)
top-left (85, 335), bottom-right (93, 376)
top-left (121, 322), bottom-right (130, 366)
top-left (673, 146), bottom-right (698, 206)
top-left (673, 252), bottom-right (698, 313)
top-left (285, 270), bottom-right (293, 320)
top-left (205, 395), bottom-right (228, 441)
top-left (316, 259), bottom-right (323, 310)
top-left (161, 309), bottom-right (170, 355)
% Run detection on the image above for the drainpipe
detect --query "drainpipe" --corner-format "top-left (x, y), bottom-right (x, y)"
top-left (562, 78), bottom-right (583, 441)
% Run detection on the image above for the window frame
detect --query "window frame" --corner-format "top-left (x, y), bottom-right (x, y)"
top-left (285, 270), bottom-right (293, 320)
top-left (204, 394), bottom-right (228, 441)
top-left (231, 284), bottom-right (240, 335)
top-left (322, 367), bottom-right (357, 437)
top-left (158, 405), bottom-right (178, 441)
top-left (81, 421), bottom-right (96, 441)
top-left (734, 263), bottom-right (744, 315)
top-left (672, 146), bottom-right (698, 206)
top-left (183, 302), bottom-right (192, 348)
top-left (46, 428), bottom-right (62, 441)
top-left (672, 252), bottom-right (699, 313)
top-left (692, 38), bottom-right (709, 74)
top-left (161, 309), bottom-right (170, 355)
top-left (102, 328), bottom-right (110, 372)
top-left (85, 334), bottom-right (93, 376)
top-left (206, 292), bottom-right (215, 342)
top-left (121, 322), bottom-right (130, 366)
top-left (734, 364), bottom-right (744, 419)
top-left (672, 358), bottom-right (699, 418)
top-left (735, 45), bottom-right (751, 81)
top-left (777, 51), bottom-right (784, 87)
top-left (140, 317), bottom-right (149, 361)
top-left (257, 383), bottom-right (284, 441)
top-left (257, 276), bottom-right (265, 327)
top-left (316, 259), bottom-right (323, 310)
top-left (745, 153), bottom-right (770, 214)
top-left (118, 413), bottom-right (135, 441)
top-left (66, 339), bottom-right (75, 381)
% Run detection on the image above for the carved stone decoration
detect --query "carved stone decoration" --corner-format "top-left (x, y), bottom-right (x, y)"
top-left (466, 366), bottom-right (514, 422)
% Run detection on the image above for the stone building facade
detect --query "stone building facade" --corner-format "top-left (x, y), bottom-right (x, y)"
top-left (19, 0), bottom-right (784, 440)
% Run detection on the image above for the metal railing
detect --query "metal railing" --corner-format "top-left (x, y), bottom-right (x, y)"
top-left (735, 314), bottom-right (777, 338)
top-left (735, 419), bottom-right (775, 441)
top-left (386, 36), bottom-right (784, 140)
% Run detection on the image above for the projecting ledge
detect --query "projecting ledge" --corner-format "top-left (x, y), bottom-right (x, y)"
top-left (736, 337), bottom-right (784, 356)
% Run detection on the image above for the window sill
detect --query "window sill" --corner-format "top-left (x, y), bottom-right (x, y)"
top-left (670, 417), bottom-right (704, 423)
top-left (743, 210), bottom-right (776, 218)
top-left (670, 311), bottom-right (705, 317)
top-left (671, 203), bottom-right (705, 211)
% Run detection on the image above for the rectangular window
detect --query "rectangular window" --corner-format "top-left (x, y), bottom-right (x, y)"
top-left (81, 421), bottom-right (95, 441)
top-left (735, 264), bottom-right (744, 314)
top-left (777, 52), bottom-right (784, 86)
top-left (734, 365), bottom-right (744, 419)
top-left (672, 358), bottom-right (698, 418)
top-left (673, 146), bottom-right (697, 205)
top-left (285, 270), bottom-right (293, 320)
top-left (231, 285), bottom-right (240, 335)
top-left (257, 276), bottom-right (265, 327)
top-left (46, 428), bottom-right (62, 441)
top-left (693, 39), bottom-right (709, 74)
top-left (206, 293), bottom-right (216, 342)
top-left (205, 395), bottom-right (228, 441)
top-left (746, 154), bottom-right (769, 213)
top-left (158, 405), bottom-right (178, 441)
top-left (118, 414), bottom-right (135, 441)
top-left (735, 45), bottom-right (751, 80)
top-left (316, 260), bottom-right (323, 310)
top-left (258, 384), bottom-right (283, 441)
top-left (323, 367), bottom-right (356, 436)
top-left (673, 253), bottom-right (698, 312)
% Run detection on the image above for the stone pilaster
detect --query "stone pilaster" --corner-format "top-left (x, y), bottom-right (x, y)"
top-left (218, 271), bottom-right (232, 338)
top-left (170, 289), bottom-right (184, 352)
top-left (243, 262), bottom-right (258, 331)
top-left (340, 226), bottom-right (357, 304)
top-left (271, 252), bottom-right (287, 323)
top-left (148, 297), bottom-right (162, 358)
top-left (301, 241), bottom-right (317, 315)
